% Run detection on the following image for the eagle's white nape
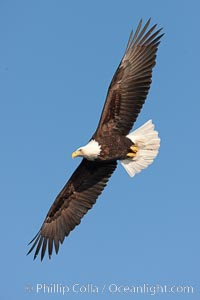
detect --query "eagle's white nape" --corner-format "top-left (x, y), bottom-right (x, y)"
top-left (79, 139), bottom-right (101, 160)
top-left (120, 120), bottom-right (160, 177)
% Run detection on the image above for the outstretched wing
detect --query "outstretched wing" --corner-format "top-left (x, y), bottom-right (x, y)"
top-left (93, 19), bottom-right (164, 138)
top-left (27, 159), bottom-right (117, 260)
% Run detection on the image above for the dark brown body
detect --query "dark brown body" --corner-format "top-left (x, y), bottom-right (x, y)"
top-left (95, 135), bottom-right (133, 161)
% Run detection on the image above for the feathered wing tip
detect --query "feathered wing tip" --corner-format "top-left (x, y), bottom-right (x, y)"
top-left (120, 120), bottom-right (160, 177)
top-left (125, 18), bottom-right (164, 53)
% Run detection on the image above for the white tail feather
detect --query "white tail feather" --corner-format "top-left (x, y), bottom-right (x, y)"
top-left (120, 120), bottom-right (160, 177)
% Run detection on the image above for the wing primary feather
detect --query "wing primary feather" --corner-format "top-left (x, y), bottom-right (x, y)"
top-left (48, 238), bottom-right (53, 259)
top-left (131, 19), bottom-right (143, 45)
top-left (33, 236), bottom-right (43, 260)
top-left (148, 33), bottom-right (164, 46)
top-left (27, 230), bottom-right (40, 245)
top-left (143, 29), bottom-right (164, 45)
top-left (54, 238), bottom-right (60, 254)
top-left (41, 237), bottom-right (47, 261)
top-left (26, 232), bottom-right (40, 256)
top-left (126, 29), bottom-right (133, 51)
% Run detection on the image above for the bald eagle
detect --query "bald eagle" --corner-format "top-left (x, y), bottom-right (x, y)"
top-left (27, 19), bottom-right (163, 260)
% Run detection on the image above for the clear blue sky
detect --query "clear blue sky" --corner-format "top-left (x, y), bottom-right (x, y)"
top-left (1, 0), bottom-right (200, 299)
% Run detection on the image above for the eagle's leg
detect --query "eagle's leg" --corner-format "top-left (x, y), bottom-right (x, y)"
top-left (127, 145), bottom-right (138, 158)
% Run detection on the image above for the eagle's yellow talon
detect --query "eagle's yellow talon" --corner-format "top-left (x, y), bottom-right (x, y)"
top-left (127, 152), bottom-right (136, 158)
top-left (130, 145), bottom-right (138, 153)
top-left (127, 145), bottom-right (138, 158)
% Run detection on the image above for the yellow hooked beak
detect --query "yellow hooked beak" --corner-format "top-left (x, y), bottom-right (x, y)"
top-left (72, 150), bottom-right (82, 159)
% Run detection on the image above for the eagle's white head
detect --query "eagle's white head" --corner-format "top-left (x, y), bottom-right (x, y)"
top-left (72, 139), bottom-right (101, 161)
